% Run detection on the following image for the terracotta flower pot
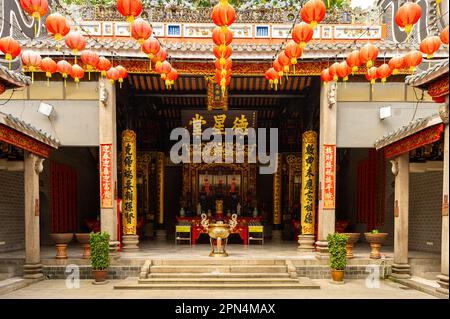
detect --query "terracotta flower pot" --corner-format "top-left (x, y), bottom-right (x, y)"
top-left (364, 233), bottom-right (388, 259)
top-left (331, 269), bottom-right (344, 282)
top-left (75, 233), bottom-right (91, 259)
top-left (49, 233), bottom-right (73, 259)
top-left (343, 233), bottom-right (360, 259)
top-left (92, 270), bottom-right (108, 283)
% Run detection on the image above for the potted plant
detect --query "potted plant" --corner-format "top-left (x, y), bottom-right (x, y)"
top-left (90, 232), bottom-right (110, 284)
top-left (327, 233), bottom-right (348, 283)
top-left (364, 229), bottom-right (388, 259)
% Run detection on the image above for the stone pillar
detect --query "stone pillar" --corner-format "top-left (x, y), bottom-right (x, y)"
top-left (391, 153), bottom-right (410, 278)
top-left (316, 82), bottom-right (337, 259)
top-left (23, 152), bottom-right (44, 279)
top-left (437, 100), bottom-right (449, 294)
top-left (272, 153), bottom-right (282, 242)
top-left (156, 152), bottom-right (166, 241)
top-left (98, 78), bottom-right (119, 255)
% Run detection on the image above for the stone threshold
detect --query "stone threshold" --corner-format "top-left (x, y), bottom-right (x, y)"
top-left (0, 277), bottom-right (43, 296)
top-left (389, 276), bottom-right (449, 299)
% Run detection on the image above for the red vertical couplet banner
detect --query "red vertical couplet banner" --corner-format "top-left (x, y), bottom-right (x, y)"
top-left (100, 144), bottom-right (113, 208)
top-left (323, 144), bottom-right (336, 210)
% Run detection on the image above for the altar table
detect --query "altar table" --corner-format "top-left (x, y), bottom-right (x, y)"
top-left (176, 216), bottom-right (263, 246)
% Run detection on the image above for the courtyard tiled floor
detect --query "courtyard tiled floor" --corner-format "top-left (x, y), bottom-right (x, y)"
top-left (0, 278), bottom-right (437, 299)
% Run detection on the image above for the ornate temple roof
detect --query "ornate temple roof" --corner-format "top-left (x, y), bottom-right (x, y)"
top-left (405, 59), bottom-right (449, 89)
top-left (374, 113), bottom-right (442, 150)
top-left (0, 61), bottom-right (31, 89)
top-left (20, 37), bottom-right (445, 61)
top-left (0, 112), bottom-right (60, 149)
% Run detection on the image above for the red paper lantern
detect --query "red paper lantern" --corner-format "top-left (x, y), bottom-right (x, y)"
top-left (0, 37), bottom-right (21, 69)
top-left (277, 52), bottom-right (291, 74)
top-left (57, 60), bottom-right (72, 87)
top-left (359, 43), bottom-right (378, 68)
top-left (215, 58), bottom-right (232, 75)
top-left (213, 45), bottom-right (232, 59)
top-left (97, 56), bottom-right (112, 77)
top-left (41, 57), bottom-right (57, 85)
top-left (404, 50), bottom-right (423, 72)
top-left (273, 60), bottom-right (284, 78)
top-left (292, 22), bottom-right (314, 49)
top-left (153, 47), bottom-right (167, 69)
top-left (116, 65), bottom-right (128, 88)
top-left (376, 63), bottom-right (392, 84)
top-left (265, 68), bottom-right (280, 90)
top-left (106, 67), bottom-right (120, 83)
top-left (117, 0), bottom-right (143, 23)
top-left (212, 0), bottom-right (236, 27)
top-left (80, 50), bottom-right (99, 80)
top-left (21, 50), bottom-right (42, 83)
top-left (395, 2), bottom-right (422, 37)
top-left (212, 27), bottom-right (233, 46)
top-left (141, 37), bottom-right (161, 69)
top-left (65, 32), bottom-right (86, 63)
top-left (20, 0), bottom-right (48, 36)
top-left (284, 41), bottom-right (303, 67)
top-left (320, 68), bottom-right (333, 84)
top-left (366, 66), bottom-right (378, 88)
top-left (70, 63), bottom-right (85, 87)
top-left (131, 18), bottom-right (152, 44)
top-left (46, 13), bottom-right (70, 42)
top-left (300, 0), bottom-right (326, 29)
top-left (346, 50), bottom-right (361, 74)
top-left (337, 61), bottom-right (352, 83)
top-left (420, 35), bottom-right (441, 59)
top-left (440, 26), bottom-right (449, 46)
top-left (156, 61), bottom-right (171, 81)
top-left (166, 68), bottom-right (178, 89)
top-left (216, 70), bottom-right (231, 92)
top-left (388, 56), bottom-right (405, 75)
top-left (328, 62), bottom-right (341, 82)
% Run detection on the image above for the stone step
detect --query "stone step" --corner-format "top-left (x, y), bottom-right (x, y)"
top-left (0, 265), bottom-right (16, 281)
top-left (139, 278), bottom-right (296, 284)
top-left (147, 272), bottom-right (290, 279)
top-left (151, 259), bottom-right (286, 266)
top-left (115, 280), bottom-right (320, 290)
top-left (409, 258), bottom-right (441, 266)
top-left (415, 271), bottom-right (441, 281)
top-left (149, 265), bottom-right (287, 273)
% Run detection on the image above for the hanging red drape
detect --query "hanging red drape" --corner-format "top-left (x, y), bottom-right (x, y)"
top-left (50, 161), bottom-right (77, 233)
top-left (356, 149), bottom-right (386, 232)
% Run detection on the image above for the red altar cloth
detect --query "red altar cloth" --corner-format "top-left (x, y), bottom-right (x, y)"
top-left (176, 216), bottom-right (263, 246)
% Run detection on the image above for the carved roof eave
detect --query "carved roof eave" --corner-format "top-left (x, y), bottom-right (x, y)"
top-left (405, 59), bottom-right (449, 90)
top-left (19, 38), bottom-right (449, 61)
top-left (0, 113), bottom-right (60, 149)
top-left (374, 113), bottom-right (442, 150)
top-left (0, 63), bottom-right (31, 88)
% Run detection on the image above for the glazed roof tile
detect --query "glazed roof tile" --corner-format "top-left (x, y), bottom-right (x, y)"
top-left (0, 112), bottom-right (60, 149)
top-left (405, 59), bottom-right (449, 88)
top-left (374, 113), bottom-right (442, 150)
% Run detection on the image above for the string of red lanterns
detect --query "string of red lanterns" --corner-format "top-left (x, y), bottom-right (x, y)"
top-left (212, 0), bottom-right (236, 94)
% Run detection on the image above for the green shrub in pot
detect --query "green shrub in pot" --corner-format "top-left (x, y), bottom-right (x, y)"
top-left (327, 233), bottom-right (348, 282)
top-left (90, 232), bottom-right (110, 282)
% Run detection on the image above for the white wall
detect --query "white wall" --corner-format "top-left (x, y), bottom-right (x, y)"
top-left (0, 99), bottom-right (99, 146)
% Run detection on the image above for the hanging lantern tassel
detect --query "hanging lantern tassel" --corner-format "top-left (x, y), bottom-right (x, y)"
top-left (63, 75), bottom-right (67, 88)
top-left (46, 73), bottom-right (51, 86)
top-left (119, 79), bottom-right (123, 89)
top-left (371, 80), bottom-right (375, 93)
top-left (436, 0), bottom-right (442, 16)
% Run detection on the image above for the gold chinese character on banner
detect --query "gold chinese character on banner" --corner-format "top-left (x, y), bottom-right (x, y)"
top-left (213, 114), bottom-right (227, 134)
top-left (189, 114), bottom-right (206, 136)
top-left (121, 130), bottom-right (137, 235)
top-left (233, 115), bottom-right (249, 134)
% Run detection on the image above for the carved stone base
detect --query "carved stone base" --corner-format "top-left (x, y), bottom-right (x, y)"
top-left (82, 244), bottom-right (91, 259)
top-left (109, 241), bottom-right (121, 258)
top-left (55, 244), bottom-right (68, 259)
top-left (122, 235), bottom-right (139, 251)
top-left (369, 243), bottom-right (382, 259)
top-left (437, 274), bottom-right (449, 295)
top-left (346, 243), bottom-right (354, 259)
top-left (315, 240), bottom-right (329, 259)
top-left (390, 263), bottom-right (411, 279)
top-left (297, 234), bottom-right (315, 252)
top-left (271, 229), bottom-right (282, 242)
top-left (23, 263), bottom-right (44, 279)
top-left (156, 230), bottom-right (167, 242)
